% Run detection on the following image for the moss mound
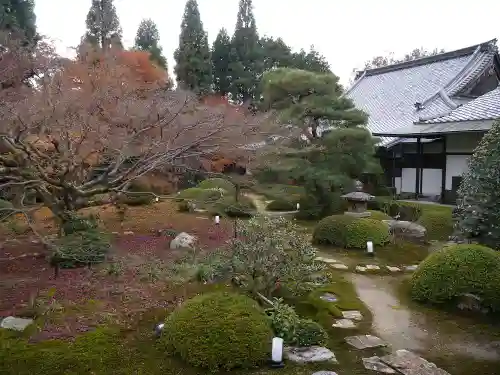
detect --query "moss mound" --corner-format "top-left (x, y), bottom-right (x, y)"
top-left (367, 210), bottom-right (391, 220)
top-left (197, 178), bottom-right (235, 193)
top-left (417, 210), bottom-right (453, 240)
top-left (266, 198), bottom-right (296, 211)
top-left (176, 187), bottom-right (222, 202)
top-left (312, 215), bottom-right (390, 249)
top-left (164, 291), bottom-right (272, 371)
top-left (209, 196), bottom-right (256, 218)
top-left (410, 244), bottom-right (500, 311)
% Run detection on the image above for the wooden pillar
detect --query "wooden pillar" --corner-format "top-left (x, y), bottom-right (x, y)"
top-left (440, 136), bottom-right (447, 203)
top-left (415, 138), bottom-right (421, 199)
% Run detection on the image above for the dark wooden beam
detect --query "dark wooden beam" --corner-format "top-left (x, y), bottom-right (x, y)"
top-left (441, 136), bottom-right (447, 203)
top-left (415, 138), bottom-right (421, 199)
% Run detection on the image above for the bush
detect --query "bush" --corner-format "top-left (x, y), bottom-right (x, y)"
top-left (164, 291), bottom-right (272, 371)
top-left (266, 198), bottom-right (296, 211)
top-left (62, 214), bottom-right (99, 235)
top-left (367, 210), bottom-right (391, 220)
top-left (296, 193), bottom-right (346, 221)
top-left (418, 210), bottom-right (453, 241)
top-left (177, 187), bottom-right (222, 202)
top-left (210, 196), bottom-right (255, 218)
top-left (312, 215), bottom-right (357, 247)
top-left (0, 199), bottom-right (13, 220)
top-left (410, 244), bottom-right (500, 311)
top-left (345, 218), bottom-right (390, 249)
top-left (197, 178), bottom-right (236, 193)
top-left (265, 298), bottom-right (301, 344)
top-left (295, 319), bottom-right (328, 347)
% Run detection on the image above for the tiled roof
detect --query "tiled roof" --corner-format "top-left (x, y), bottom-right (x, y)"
top-left (345, 40), bottom-right (498, 146)
top-left (422, 86), bottom-right (500, 124)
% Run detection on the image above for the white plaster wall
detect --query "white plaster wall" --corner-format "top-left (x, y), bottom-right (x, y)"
top-left (445, 133), bottom-right (484, 153)
top-left (394, 177), bottom-right (402, 193)
top-left (445, 155), bottom-right (470, 190)
top-left (401, 168), bottom-right (442, 195)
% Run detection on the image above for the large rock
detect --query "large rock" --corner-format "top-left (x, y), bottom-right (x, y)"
top-left (169, 232), bottom-right (197, 249)
top-left (380, 349), bottom-right (451, 375)
top-left (345, 334), bottom-right (387, 349)
top-left (284, 346), bottom-right (337, 363)
top-left (363, 356), bottom-right (397, 373)
top-left (383, 220), bottom-right (427, 243)
top-left (0, 316), bottom-right (33, 331)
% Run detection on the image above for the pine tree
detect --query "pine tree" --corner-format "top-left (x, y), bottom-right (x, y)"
top-left (0, 0), bottom-right (38, 44)
top-left (455, 120), bottom-right (500, 249)
top-left (84, 0), bottom-right (123, 51)
top-left (174, 0), bottom-right (211, 94)
top-left (211, 28), bottom-right (232, 96)
top-left (134, 18), bottom-right (168, 70)
top-left (229, 0), bottom-right (261, 102)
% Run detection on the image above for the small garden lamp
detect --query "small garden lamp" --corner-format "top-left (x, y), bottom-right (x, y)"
top-left (270, 337), bottom-right (285, 368)
top-left (296, 202), bottom-right (300, 210)
top-left (154, 322), bottom-right (165, 337)
top-left (214, 215), bottom-right (220, 225)
top-left (366, 241), bottom-right (374, 256)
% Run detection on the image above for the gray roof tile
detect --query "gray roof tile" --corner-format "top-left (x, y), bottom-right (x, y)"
top-left (345, 40), bottom-right (498, 145)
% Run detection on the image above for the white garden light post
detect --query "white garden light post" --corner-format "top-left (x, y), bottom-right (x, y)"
top-left (214, 215), bottom-right (220, 225)
top-left (367, 241), bottom-right (374, 256)
top-left (296, 203), bottom-right (300, 211)
top-left (270, 337), bottom-right (284, 368)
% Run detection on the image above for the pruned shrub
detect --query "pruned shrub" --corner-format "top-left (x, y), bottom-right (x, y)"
top-left (295, 192), bottom-right (345, 221)
top-left (265, 298), bottom-right (301, 344)
top-left (176, 187), bottom-right (222, 202)
top-left (367, 210), bottom-right (391, 221)
top-left (210, 196), bottom-right (255, 218)
top-left (295, 319), bottom-right (328, 347)
top-left (410, 244), bottom-right (500, 311)
top-left (266, 198), bottom-right (296, 212)
top-left (418, 210), bottom-right (453, 240)
top-left (345, 218), bottom-right (390, 249)
top-left (164, 291), bottom-right (272, 371)
top-left (197, 178), bottom-right (236, 193)
top-left (312, 214), bottom-right (357, 247)
top-left (62, 214), bottom-right (99, 235)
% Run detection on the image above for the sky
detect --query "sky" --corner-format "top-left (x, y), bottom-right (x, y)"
top-left (35, 0), bottom-right (500, 86)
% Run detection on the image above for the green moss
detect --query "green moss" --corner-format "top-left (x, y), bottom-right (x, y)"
top-left (209, 196), bottom-right (256, 218)
top-left (197, 178), bottom-right (236, 193)
top-left (367, 210), bottom-right (391, 220)
top-left (176, 187), bottom-right (222, 202)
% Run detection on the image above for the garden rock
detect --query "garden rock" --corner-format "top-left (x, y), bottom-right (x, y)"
top-left (405, 265), bottom-right (418, 272)
top-left (332, 318), bottom-right (356, 329)
top-left (380, 349), bottom-right (451, 375)
top-left (366, 264), bottom-right (380, 270)
top-left (356, 266), bottom-right (366, 272)
top-left (170, 232), bottom-right (197, 249)
top-left (342, 310), bottom-right (363, 321)
top-left (285, 346), bottom-right (338, 363)
top-left (345, 335), bottom-right (387, 349)
top-left (383, 220), bottom-right (426, 243)
top-left (457, 293), bottom-right (487, 313)
top-left (320, 293), bottom-right (338, 302)
top-left (387, 266), bottom-right (401, 272)
top-left (363, 356), bottom-right (397, 373)
top-left (312, 372), bottom-right (338, 375)
top-left (315, 256), bottom-right (339, 264)
top-left (0, 316), bottom-right (33, 331)
top-left (331, 263), bottom-right (348, 270)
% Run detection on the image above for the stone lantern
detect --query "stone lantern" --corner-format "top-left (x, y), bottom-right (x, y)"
top-left (341, 180), bottom-right (374, 218)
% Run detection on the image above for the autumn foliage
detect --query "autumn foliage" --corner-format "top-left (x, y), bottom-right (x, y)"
top-left (117, 50), bottom-right (171, 85)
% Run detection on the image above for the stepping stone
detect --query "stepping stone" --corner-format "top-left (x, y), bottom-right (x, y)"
top-left (331, 263), bottom-right (348, 270)
top-left (312, 372), bottom-right (338, 375)
top-left (366, 264), bottom-right (380, 270)
top-left (0, 316), bottom-right (33, 331)
top-left (332, 318), bottom-right (356, 329)
top-left (386, 266), bottom-right (401, 272)
top-left (315, 257), bottom-right (339, 264)
top-left (285, 346), bottom-right (338, 363)
top-left (363, 356), bottom-right (397, 373)
top-left (345, 334), bottom-right (387, 349)
top-left (356, 266), bottom-right (366, 272)
top-left (320, 293), bottom-right (338, 302)
top-left (380, 349), bottom-right (451, 375)
top-left (405, 265), bottom-right (418, 272)
top-left (342, 310), bottom-right (363, 321)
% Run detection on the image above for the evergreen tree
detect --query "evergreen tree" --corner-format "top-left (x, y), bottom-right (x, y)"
top-left (84, 0), bottom-right (123, 51)
top-left (0, 0), bottom-right (38, 44)
top-left (134, 18), bottom-right (168, 70)
top-left (455, 120), bottom-right (500, 249)
top-left (211, 28), bottom-right (232, 96)
top-left (260, 36), bottom-right (292, 71)
top-left (229, 0), bottom-right (261, 102)
top-left (174, 0), bottom-right (211, 94)
top-left (291, 46), bottom-right (331, 74)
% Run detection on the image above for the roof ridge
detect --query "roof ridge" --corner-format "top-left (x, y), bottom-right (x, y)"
top-left (342, 70), bottom-right (366, 98)
top-left (358, 39), bottom-right (497, 77)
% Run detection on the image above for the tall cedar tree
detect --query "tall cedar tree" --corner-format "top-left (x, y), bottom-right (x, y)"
top-left (454, 119), bottom-right (500, 249)
top-left (134, 18), bottom-right (168, 70)
top-left (0, 0), bottom-right (37, 44)
top-left (229, 0), bottom-right (261, 102)
top-left (174, 0), bottom-right (211, 94)
top-left (84, 0), bottom-right (123, 51)
top-left (211, 28), bottom-right (232, 96)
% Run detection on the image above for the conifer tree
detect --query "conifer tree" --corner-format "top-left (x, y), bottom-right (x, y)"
top-left (174, 0), bottom-right (211, 94)
top-left (134, 18), bottom-right (168, 70)
top-left (84, 0), bottom-right (123, 51)
top-left (455, 120), bottom-right (500, 249)
top-left (211, 28), bottom-right (232, 96)
top-left (229, 0), bottom-right (261, 102)
top-left (0, 0), bottom-right (38, 44)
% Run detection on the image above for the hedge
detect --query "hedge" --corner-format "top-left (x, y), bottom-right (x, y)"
top-left (164, 291), bottom-right (272, 371)
top-left (417, 210), bottom-right (454, 241)
top-left (367, 210), bottom-right (391, 221)
top-left (209, 196), bottom-right (256, 218)
top-left (266, 198), bottom-right (297, 211)
top-left (410, 244), bottom-right (500, 311)
top-left (197, 178), bottom-right (236, 193)
top-left (176, 187), bottom-right (222, 203)
top-left (312, 215), bottom-right (357, 247)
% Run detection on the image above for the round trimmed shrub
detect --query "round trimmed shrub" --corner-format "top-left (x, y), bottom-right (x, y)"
top-left (367, 210), bottom-right (391, 221)
top-left (410, 244), bottom-right (500, 311)
top-left (177, 187), bottom-right (222, 202)
top-left (210, 196), bottom-right (256, 218)
top-left (197, 178), bottom-right (236, 193)
top-left (266, 198), bottom-right (296, 212)
top-left (164, 291), bottom-right (272, 371)
top-left (417, 210), bottom-right (453, 240)
top-left (295, 319), bottom-right (328, 347)
top-left (312, 214), bottom-right (357, 247)
top-left (345, 218), bottom-right (390, 249)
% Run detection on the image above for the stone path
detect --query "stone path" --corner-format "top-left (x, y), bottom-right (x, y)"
top-left (315, 256), bottom-right (419, 274)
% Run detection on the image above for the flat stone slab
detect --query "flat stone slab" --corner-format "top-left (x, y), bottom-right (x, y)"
top-left (312, 372), bottom-right (338, 375)
top-left (285, 346), bottom-right (338, 363)
top-left (320, 293), bottom-right (338, 302)
top-left (405, 265), bottom-right (419, 272)
top-left (380, 350), bottom-right (451, 375)
top-left (332, 318), bottom-right (356, 329)
top-left (366, 264), bottom-right (381, 270)
top-left (345, 334), bottom-right (387, 349)
top-left (356, 266), bottom-right (366, 272)
top-left (342, 310), bottom-right (363, 321)
top-left (387, 266), bottom-right (401, 272)
top-left (363, 356), bottom-right (397, 373)
top-left (331, 263), bottom-right (348, 270)
top-left (315, 257), bottom-right (339, 264)
top-left (0, 316), bottom-right (33, 331)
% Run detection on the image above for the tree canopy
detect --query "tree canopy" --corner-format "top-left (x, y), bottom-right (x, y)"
top-left (363, 47), bottom-right (446, 69)
top-left (134, 18), bottom-right (168, 71)
top-left (84, 0), bottom-right (123, 51)
top-left (174, 0), bottom-right (211, 94)
top-left (0, 0), bottom-right (38, 44)
top-left (211, 28), bottom-right (232, 96)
